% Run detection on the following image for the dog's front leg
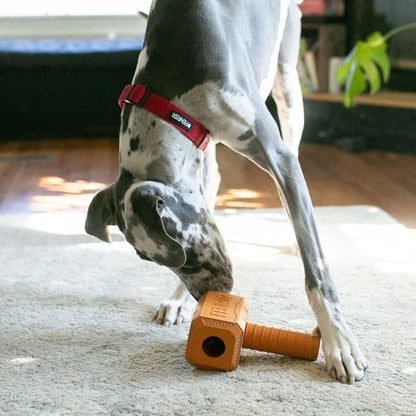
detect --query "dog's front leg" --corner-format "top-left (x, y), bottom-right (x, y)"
top-left (231, 107), bottom-right (367, 383)
top-left (202, 141), bottom-right (221, 213)
top-left (153, 141), bottom-right (220, 326)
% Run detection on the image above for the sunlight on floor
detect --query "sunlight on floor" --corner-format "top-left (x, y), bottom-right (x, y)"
top-left (38, 176), bottom-right (104, 193)
top-left (340, 215), bottom-right (416, 275)
top-left (402, 367), bottom-right (416, 375)
top-left (9, 357), bottom-right (38, 365)
top-left (29, 179), bottom-right (274, 212)
top-left (30, 193), bottom-right (96, 212)
top-left (29, 176), bottom-right (106, 212)
top-left (214, 209), bottom-right (298, 262)
top-left (21, 178), bottom-right (416, 277)
top-left (216, 188), bottom-right (268, 209)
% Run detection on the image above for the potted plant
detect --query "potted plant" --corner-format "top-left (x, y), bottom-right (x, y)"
top-left (337, 22), bottom-right (416, 107)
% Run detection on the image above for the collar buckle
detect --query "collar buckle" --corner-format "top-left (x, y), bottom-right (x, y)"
top-left (118, 84), bottom-right (151, 108)
top-left (198, 132), bottom-right (212, 151)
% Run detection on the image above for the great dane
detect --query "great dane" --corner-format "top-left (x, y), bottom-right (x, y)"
top-left (85, 0), bottom-right (368, 383)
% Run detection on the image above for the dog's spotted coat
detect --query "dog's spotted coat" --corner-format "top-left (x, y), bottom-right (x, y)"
top-left (86, 0), bottom-right (368, 383)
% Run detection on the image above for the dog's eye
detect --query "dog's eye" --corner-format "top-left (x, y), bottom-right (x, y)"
top-left (157, 199), bottom-right (165, 210)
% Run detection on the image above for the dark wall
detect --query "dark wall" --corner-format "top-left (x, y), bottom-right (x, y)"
top-left (0, 50), bottom-right (138, 141)
top-left (266, 96), bottom-right (416, 153)
top-left (302, 99), bottom-right (416, 153)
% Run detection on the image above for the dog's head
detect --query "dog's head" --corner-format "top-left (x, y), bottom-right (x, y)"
top-left (85, 169), bottom-right (233, 298)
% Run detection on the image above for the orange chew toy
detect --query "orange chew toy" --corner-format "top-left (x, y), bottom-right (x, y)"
top-left (185, 291), bottom-right (320, 371)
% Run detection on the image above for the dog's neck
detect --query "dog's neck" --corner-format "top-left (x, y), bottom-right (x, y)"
top-left (119, 104), bottom-right (204, 190)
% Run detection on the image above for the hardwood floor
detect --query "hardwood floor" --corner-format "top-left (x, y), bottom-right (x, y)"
top-left (216, 143), bottom-right (416, 229)
top-left (0, 138), bottom-right (415, 229)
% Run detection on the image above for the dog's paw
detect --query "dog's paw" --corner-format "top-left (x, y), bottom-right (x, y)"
top-left (152, 284), bottom-right (197, 326)
top-left (153, 295), bottom-right (196, 326)
top-left (320, 323), bottom-right (368, 384)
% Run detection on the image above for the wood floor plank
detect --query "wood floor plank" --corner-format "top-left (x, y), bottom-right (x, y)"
top-left (0, 138), bottom-right (415, 228)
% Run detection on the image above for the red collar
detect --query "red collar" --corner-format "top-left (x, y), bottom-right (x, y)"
top-left (118, 84), bottom-right (212, 151)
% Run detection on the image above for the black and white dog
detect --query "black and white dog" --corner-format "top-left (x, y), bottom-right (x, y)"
top-left (85, 0), bottom-right (367, 383)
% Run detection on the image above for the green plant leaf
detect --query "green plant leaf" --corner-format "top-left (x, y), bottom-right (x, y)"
top-left (336, 47), bottom-right (355, 85)
top-left (360, 57), bottom-right (381, 94)
top-left (365, 31), bottom-right (391, 82)
top-left (337, 31), bottom-right (391, 107)
top-left (343, 60), bottom-right (366, 107)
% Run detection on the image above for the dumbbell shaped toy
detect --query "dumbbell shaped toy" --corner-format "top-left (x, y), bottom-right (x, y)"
top-left (186, 291), bottom-right (320, 371)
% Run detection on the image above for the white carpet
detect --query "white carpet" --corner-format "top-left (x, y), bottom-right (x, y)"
top-left (1, 206), bottom-right (415, 416)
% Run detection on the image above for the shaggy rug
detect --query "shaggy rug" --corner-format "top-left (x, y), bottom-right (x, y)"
top-left (0, 206), bottom-right (415, 416)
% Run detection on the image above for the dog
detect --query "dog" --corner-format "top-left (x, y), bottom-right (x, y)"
top-left (85, 0), bottom-right (368, 384)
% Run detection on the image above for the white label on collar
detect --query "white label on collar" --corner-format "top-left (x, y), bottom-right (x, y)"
top-left (168, 110), bottom-right (193, 132)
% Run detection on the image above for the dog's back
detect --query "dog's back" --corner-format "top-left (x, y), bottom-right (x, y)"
top-left (135, 0), bottom-right (287, 100)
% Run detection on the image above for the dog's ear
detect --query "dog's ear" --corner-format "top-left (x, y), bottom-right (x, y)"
top-left (130, 188), bottom-right (186, 268)
top-left (85, 184), bottom-right (117, 243)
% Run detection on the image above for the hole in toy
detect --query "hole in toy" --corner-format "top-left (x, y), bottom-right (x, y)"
top-left (202, 336), bottom-right (226, 358)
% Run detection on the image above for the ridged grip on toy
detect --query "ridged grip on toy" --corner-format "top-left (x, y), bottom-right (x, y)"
top-left (243, 322), bottom-right (320, 361)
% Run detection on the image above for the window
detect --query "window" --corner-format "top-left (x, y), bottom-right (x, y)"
top-left (0, 1), bottom-right (150, 38)
top-left (0, 0), bottom-right (151, 16)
